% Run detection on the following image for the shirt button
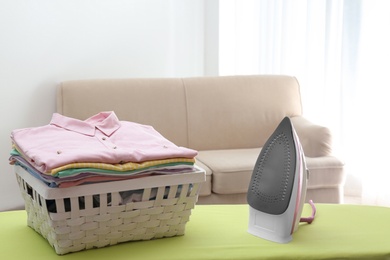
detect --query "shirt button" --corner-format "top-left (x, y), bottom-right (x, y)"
top-left (113, 146), bottom-right (117, 149)
top-left (57, 150), bottom-right (62, 154)
top-left (102, 137), bottom-right (106, 141)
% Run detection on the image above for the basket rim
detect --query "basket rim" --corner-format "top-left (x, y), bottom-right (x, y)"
top-left (15, 165), bottom-right (205, 200)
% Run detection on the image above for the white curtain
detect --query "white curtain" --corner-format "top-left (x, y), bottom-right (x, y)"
top-left (348, 1), bottom-right (390, 206)
top-left (218, 0), bottom-right (390, 206)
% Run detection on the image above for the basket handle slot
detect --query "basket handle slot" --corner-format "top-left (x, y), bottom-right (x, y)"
top-left (25, 182), bottom-right (33, 197)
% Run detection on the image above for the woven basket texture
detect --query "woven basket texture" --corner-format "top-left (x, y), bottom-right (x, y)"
top-left (15, 166), bottom-right (204, 255)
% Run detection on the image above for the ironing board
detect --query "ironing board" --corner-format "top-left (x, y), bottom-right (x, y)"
top-left (1, 204), bottom-right (390, 259)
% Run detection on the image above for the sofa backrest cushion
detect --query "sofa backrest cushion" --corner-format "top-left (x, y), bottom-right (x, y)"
top-left (57, 75), bottom-right (303, 150)
top-left (182, 75), bottom-right (302, 150)
top-left (57, 78), bottom-right (190, 147)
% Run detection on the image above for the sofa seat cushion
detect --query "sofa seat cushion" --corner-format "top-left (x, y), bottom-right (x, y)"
top-left (196, 149), bottom-right (261, 194)
top-left (196, 149), bottom-right (345, 195)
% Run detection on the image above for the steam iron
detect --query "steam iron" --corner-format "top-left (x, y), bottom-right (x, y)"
top-left (247, 117), bottom-right (316, 243)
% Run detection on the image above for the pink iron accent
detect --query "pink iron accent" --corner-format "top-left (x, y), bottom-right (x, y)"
top-left (300, 200), bottom-right (316, 224)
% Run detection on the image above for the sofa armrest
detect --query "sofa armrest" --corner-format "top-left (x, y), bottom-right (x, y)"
top-left (290, 116), bottom-right (332, 157)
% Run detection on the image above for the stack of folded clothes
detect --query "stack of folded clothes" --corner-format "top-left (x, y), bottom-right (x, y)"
top-left (10, 111), bottom-right (198, 189)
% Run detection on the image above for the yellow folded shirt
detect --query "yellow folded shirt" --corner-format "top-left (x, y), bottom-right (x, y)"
top-left (50, 158), bottom-right (195, 175)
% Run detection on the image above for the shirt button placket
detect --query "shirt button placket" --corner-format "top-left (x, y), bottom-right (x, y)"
top-left (96, 132), bottom-right (119, 153)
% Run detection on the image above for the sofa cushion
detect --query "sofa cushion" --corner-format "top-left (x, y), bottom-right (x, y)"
top-left (196, 148), bottom-right (261, 194)
top-left (183, 75), bottom-right (303, 151)
top-left (57, 78), bottom-right (190, 147)
top-left (196, 148), bottom-right (345, 195)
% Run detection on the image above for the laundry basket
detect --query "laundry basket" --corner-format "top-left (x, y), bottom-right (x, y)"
top-left (14, 165), bottom-right (205, 255)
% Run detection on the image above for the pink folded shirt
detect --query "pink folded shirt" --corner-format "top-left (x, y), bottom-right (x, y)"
top-left (11, 111), bottom-right (197, 173)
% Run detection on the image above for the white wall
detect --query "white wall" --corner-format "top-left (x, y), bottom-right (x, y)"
top-left (0, 0), bottom-right (209, 211)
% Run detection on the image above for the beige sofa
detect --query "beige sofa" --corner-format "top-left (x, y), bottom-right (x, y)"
top-left (56, 75), bottom-right (345, 204)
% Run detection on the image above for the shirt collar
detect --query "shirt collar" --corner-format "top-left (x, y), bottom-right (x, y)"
top-left (50, 111), bottom-right (121, 136)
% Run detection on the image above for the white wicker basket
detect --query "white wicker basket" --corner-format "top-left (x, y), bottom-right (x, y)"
top-left (14, 165), bottom-right (205, 255)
